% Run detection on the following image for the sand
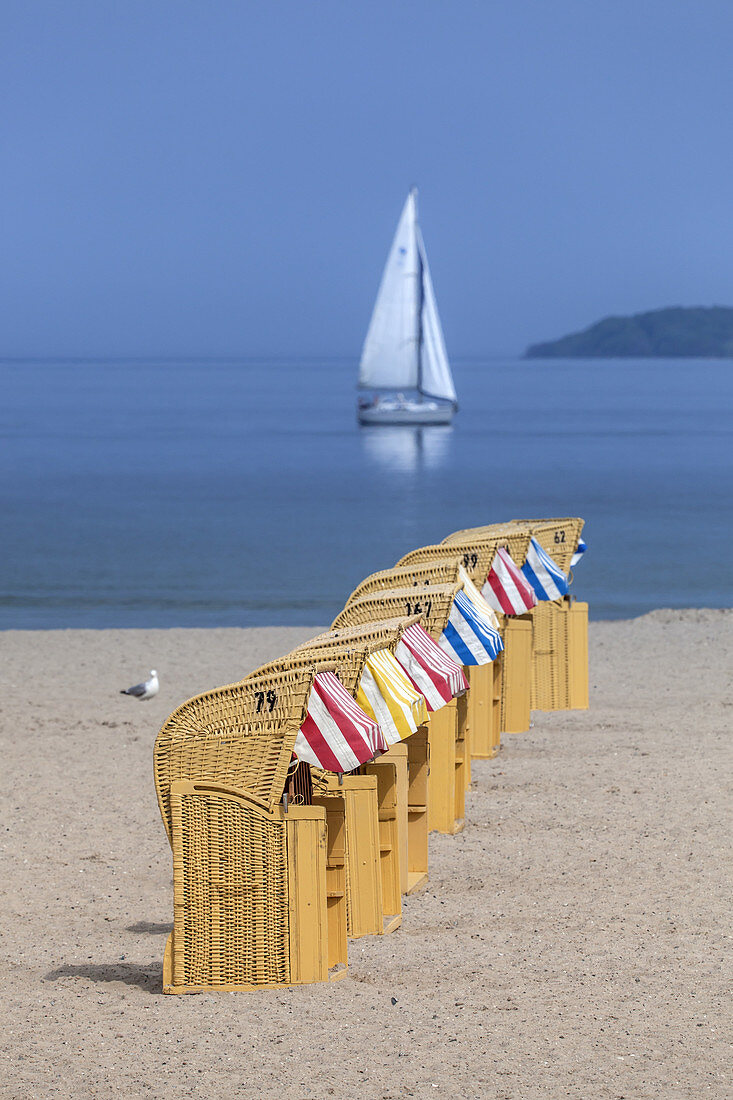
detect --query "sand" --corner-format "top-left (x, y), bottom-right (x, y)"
top-left (1, 610), bottom-right (730, 1099)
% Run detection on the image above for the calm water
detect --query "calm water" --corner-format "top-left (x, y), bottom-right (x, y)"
top-left (2, 358), bottom-right (731, 627)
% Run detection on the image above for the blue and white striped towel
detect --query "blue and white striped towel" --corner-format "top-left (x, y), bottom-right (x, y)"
top-left (571, 537), bottom-right (587, 568)
top-left (521, 537), bottom-right (569, 601)
top-left (438, 590), bottom-right (504, 666)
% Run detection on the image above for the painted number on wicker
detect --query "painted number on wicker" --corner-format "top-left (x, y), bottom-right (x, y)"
top-left (554, 531), bottom-right (566, 544)
top-left (255, 689), bottom-right (278, 712)
top-left (405, 598), bottom-right (433, 617)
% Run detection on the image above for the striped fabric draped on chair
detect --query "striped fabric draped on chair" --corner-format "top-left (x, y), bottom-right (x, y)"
top-left (295, 670), bottom-right (386, 772)
top-left (438, 590), bottom-right (504, 666)
top-left (482, 546), bottom-right (538, 616)
top-left (459, 565), bottom-right (501, 629)
top-left (521, 537), bottom-right (570, 601)
top-left (571, 537), bottom-right (587, 567)
top-left (357, 649), bottom-right (429, 744)
top-left (395, 622), bottom-right (468, 712)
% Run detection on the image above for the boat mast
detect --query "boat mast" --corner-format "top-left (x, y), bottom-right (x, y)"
top-left (413, 188), bottom-right (424, 402)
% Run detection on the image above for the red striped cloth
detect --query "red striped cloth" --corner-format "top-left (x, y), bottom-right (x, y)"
top-left (395, 622), bottom-right (468, 712)
top-left (295, 671), bottom-right (387, 773)
top-left (482, 546), bottom-right (538, 616)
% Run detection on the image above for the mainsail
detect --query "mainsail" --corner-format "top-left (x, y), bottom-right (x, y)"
top-left (359, 189), bottom-right (457, 406)
top-left (416, 227), bottom-right (457, 404)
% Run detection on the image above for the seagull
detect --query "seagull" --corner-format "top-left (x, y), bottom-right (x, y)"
top-left (120, 670), bottom-right (159, 700)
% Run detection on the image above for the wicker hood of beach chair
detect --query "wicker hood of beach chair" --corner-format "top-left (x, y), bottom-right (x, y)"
top-left (444, 519), bottom-right (584, 572)
top-left (394, 541), bottom-right (494, 586)
top-left (293, 616), bottom-right (420, 656)
top-left (347, 557), bottom-right (464, 605)
top-left (250, 646), bottom-right (370, 703)
top-left (153, 663), bottom-right (317, 842)
top-left (331, 583), bottom-right (462, 642)
top-left (436, 529), bottom-right (533, 568)
top-left (394, 532), bottom-right (530, 585)
top-left (508, 518), bottom-right (584, 572)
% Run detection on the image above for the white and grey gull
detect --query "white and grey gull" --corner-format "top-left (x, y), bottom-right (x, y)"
top-left (120, 669), bottom-right (159, 700)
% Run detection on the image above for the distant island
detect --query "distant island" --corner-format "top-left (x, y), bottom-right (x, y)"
top-left (525, 306), bottom-right (733, 358)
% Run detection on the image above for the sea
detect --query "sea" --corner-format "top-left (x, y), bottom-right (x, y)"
top-left (2, 357), bottom-right (731, 628)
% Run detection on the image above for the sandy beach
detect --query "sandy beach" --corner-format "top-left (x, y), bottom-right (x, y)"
top-left (1, 610), bottom-right (730, 1099)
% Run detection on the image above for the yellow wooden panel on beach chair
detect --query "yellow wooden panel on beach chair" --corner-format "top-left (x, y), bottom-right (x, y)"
top-left (567, 600), bottom-right (589, 709)
top-left (364, 757), bottom-right (402, 934)
top-left (312, 793), bottom-right (349, 973)
top-left (313, 772), bottom-right (384, 939)
top-left (405, 725), bottom-right (429, 894)
top-left (427, 698), bottom-right (465, 835)
top-left (501, 615), bottom-right (532, 733)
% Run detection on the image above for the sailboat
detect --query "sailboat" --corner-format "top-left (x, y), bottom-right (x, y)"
top-left (357, 188), bottom-right (458, 426)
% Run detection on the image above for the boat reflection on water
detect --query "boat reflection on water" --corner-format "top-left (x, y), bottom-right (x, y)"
top-left (359, 425), bottom-right (453, 473)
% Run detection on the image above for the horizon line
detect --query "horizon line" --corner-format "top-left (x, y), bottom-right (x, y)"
top-left (0, 352), bottom-right (524, 364)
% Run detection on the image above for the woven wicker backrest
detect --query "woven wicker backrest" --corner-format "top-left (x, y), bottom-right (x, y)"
top-left (154, 664), bottom-right (316, 840)
top-left (437, 529), bottom-right (533, 568)
top-left (294, 616), bottom-right (419, 657)
top-left (347, 558), bottom-right (463, 605)
top-left (443, 519), bottom-right (582, 570)
top-left (251, 646), bottom-right (368, 700)
top-left (331, 583), bottom-right (461, 642)
top-left (395, 542), bottom-right (494, 586)
top-left (508, 517), bottom-right (584, 571)
top-left (395, 537), bottom-right (531, 585)
top-left (442, 522), bottom-right (518, 543)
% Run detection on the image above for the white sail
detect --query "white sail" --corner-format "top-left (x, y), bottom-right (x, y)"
top-left (417, 228), bottom-right (457, 405)
top-left (358, 191), bottom-right (420, 390)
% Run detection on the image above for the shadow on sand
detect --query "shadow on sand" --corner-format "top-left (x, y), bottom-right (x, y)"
top-left (44, 961), bottom-right (163, 994)
top-left (126, 921), bottom-right (171, 935)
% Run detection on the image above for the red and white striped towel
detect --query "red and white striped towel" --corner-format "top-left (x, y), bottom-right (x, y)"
top-left (482, 546), bottom-right (538, 616)
top-left (396, 622), bottom-right (468, 711)
top-left (295, 670), bottom-right (387, 773)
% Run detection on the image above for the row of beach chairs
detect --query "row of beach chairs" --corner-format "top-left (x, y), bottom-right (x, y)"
top-left (152, 517), bottom-right (588, 993)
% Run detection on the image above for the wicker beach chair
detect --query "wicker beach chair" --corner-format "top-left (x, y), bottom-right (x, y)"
top-left (394, 539), bottom-right (533, 738)
top-left (245, 646), bottom-right (376, 964)
top-left (443, 520), bottom-right (588, 712)
top-left (154, 664), bottom-right (345, 994)
top-left (506, 519), bottom-right (588, 711)
top-left (345, 561), bottom-right (500, 760)
top-left (293, 624), bottom-right (420, 931)
top-left (456, 521), bottom-right (587, 712)
top-left (330, 585), bottom-right (469, 836)
top-left (298, 619), bottom-right (430, 901)
top-left (442, 518), bottom-right (584, 573)
top-left (433, 532), bottom-right (549, 733)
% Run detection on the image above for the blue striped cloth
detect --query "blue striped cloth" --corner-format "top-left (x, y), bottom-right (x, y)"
top-left (438, 590), bottom-right (504, 666)
top-left (521, 537), bottom-right (569, 601)
top-left (571, 537), bottom-right (587, 567)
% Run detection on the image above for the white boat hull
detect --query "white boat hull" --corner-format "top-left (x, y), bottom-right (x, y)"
top-left (358, 400), bottom-right (454, 426)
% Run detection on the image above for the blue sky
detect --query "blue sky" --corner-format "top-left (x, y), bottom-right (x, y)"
top-left (2, 1), bottom-right (733, 357)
